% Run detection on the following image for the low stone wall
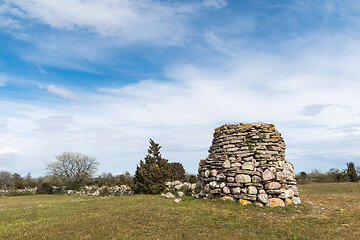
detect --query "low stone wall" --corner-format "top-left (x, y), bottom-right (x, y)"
top-left (165, 181), bottom-right (196, 193)
top-left (0, 185), bottom-right (133, 197)
top-left (161, 181), bottom-right (196, 202)
top-left (0, 187), bottom-right (37, 196)
top-left (66, 185), bottom-right (133, 196)
top-left (195, 123), bottom-right (300, 207)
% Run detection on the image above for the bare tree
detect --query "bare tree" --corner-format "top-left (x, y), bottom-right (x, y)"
top-left (46, 152), bottom-right (99, 185)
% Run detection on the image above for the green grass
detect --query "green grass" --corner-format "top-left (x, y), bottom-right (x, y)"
top-left (299, 181), bottom-right (360, 195)
top-left (0, 182), bottom-right (359, 239)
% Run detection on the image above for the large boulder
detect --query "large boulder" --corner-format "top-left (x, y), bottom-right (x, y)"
top-left (266, 198), bottom-right (285, 208)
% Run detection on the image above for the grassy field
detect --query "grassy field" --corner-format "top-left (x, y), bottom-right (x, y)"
top-left (0, 182), bottom-right (359, 240)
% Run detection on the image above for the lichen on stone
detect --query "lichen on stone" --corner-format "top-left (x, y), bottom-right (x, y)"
top-left (195, 122), bottom-right (300, 207)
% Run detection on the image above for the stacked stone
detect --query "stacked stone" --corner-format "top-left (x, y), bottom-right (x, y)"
top-left (195, 123), bottom-right (300, 207)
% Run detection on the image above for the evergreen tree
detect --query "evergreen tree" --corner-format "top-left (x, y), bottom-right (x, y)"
top-left (346, 162), bottom-right (358, 182)
top-left (133, 139), bottom-right (172, 194)
top-left (169, 162), bottom-right (185, 181)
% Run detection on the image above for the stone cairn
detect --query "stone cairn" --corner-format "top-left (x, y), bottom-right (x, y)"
top-left (195, 123), bottom-right (300, 207)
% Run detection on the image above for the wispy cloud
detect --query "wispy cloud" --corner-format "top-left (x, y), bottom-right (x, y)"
top-left (37, 115), bottom-right (73, 132)
top-left (0, 76), bottom-right (7, 87)
top-left (1, 0), bottom-right (360, 177)
top-left (39, 84), bottom-right (79, 100)
top-left (5, 32), bottom-right (360, 176)
top-left (36, 65), bottom-right (47, 74)
top-left (0, 0), bottom-right (228, 73)
top-left (300, 104), bottom-right (331, 116)
top-left (0, 147), bottom-right (19, 155)
top-left (3, 0), bottom-right (227, 45)
top-left (202, 0), bottom-right (227, 9)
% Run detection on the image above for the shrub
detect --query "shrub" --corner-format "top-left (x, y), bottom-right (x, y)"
top-left (185, 174), bottom-right (197, 184)
top-left (65, 181), bottom-right (82, 190)
top-left (133, 139), bottom-right (172, 194)
top-left (169, 162), bottom-right (185, 181)
top-left (180, 185), bottom-right (192, 196)
top-left (36, 183), bottom-right (54, 194)
top-left (115, 171), bottom-right (134, 188)
top-left (99, 187), bottom-right (110, 197)
top-left (326, 168), bottom-right (347, 182)
top-left (296, 171), bottom-right (308, 184)
top-left (12, 173), bottom-right (24, 189)
top-left (189, 175), bottom-right (197, 184)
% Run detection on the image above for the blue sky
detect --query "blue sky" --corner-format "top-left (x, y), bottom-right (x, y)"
top-left (1, 0), bottom-right (360, 177)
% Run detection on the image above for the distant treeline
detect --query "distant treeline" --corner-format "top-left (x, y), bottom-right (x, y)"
top-left (2, 161), bottom-right (358, 191)
top-left (0, 170), bottom-right (197, 190)
top-left (296, 161), bottom-right (360, 184)
top-left (0, 171), bottom-right (131, 190)
top-left (1, 139), bottom-right (358, 192)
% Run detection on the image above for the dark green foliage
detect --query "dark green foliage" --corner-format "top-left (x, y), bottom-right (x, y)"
top-left (185, 174), bottom-right (197, 183)
top-left (297, 171), bottom-right (308, 184)
top-left (179, 185), bottom-right (192, 196)
top-left (133, 139), bottom-right (172, 194)
top-left (300, 171), bottom-right (307, 180)
top-left (93, 172), bottom-right (115, 187)
top-left (189, 175), bottom-right (197, 183)
top-left (115, 171), bottom-right (134, 187)
top-left (92, 171), bottom-right (134, 187)
top-left (42, 175), bottom-right (64, 187)
top-left (297, 169), bottom-right (347, 183)
top-left (65, 181), bottom-right (82, 190)
top-left (296, 164), bottom-right (359, 184)
top-left (346, 162), bottom-right (358, 182)
top-left (99, 187), bottom-right (110, 196)
top-left (36, 183), bottom-right (54, 194)
top-left (169, 162), bottom-right (185, 181)
top-left (245, 137), bottom-right (256, 150)
top-left (12, 173), bottom-right (24, 189)
top-left (327, 168), bottom-right (347, 182)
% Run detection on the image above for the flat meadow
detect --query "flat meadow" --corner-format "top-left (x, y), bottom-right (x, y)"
top-left (0, 182), bottom-right (359, 240)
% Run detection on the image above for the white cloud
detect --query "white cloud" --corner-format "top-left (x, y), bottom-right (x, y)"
top-left (4, 33), bottom-right (360, 176)
top-left (0, 16), bottom-right (20, 29)
top-left (0, 147), bottom-right (19, 155)
top-left (4, 0), bottom-right (227, 45)
top-left (2, 1), bottom-right (360, 176)
top-left (39, 84), bottom-right (79, 100)
top-left (0, 0), bottom-right (228, 72)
